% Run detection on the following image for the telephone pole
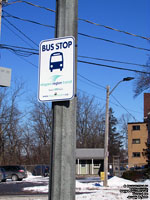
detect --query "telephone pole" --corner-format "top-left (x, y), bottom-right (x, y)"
top-left (103, 86), bottom-right (109, 187)
top-left (49, 1), bottom-right (78, 200)
top-left (103, 77), bottom-right (134, 187)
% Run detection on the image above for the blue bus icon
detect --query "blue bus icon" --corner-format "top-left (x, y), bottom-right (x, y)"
top-left (49, 52), bottom-right (63, 72)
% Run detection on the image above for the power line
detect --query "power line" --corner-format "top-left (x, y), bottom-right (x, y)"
top-left (13, 51), bottom-right (38, 68)
top-left (5, 1), bottom-right (150, 42)
top-left (78, 60), bottom-right (150, 75)
top-left (78, 18), bottom-right (150, 42)
top-left (3, 17), bottom-right (38, 47)
top-left (3, 10), bottom-right (55, 29)
top-left (1, 43), bottom-right (150, 74)
top-left (0, 44), bottom-right (38, 56)
top-left (1, 46), bottom-right (37, 56)
top-left (77, 88), bottom-right (138, 121)
top-left (78, 73), bottom-right (106, 90)
top-left (2, 12), bottom-right (149, 67)
top-left (3, 21), bottom-right (36, 48)
top-left (78, 33), bottom-right (150, 52)
top-left (0, 44), bottom-right (38, 51)
top-left (3, 11), bottom-right (150, 52)
top-left (2, 13), bottom-right (149, 67)
top-left (6, 0), bottom-right (56, 13)
top-left (78, 55), bottom-right (147, 68)
top-left (111, 94), bottom-right (137, 121)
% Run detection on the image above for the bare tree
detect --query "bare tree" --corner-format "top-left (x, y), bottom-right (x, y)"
top-left (134, 58), bottom-right (150, 97)
top-left (0, 82), bottom-right (24, 165)
top-left (118, 114), bottom-right (131, 163)
top-left (26, 100), bottom-right (52, 164)
top-left (119, 114), bottom-right (131, 150)
top-left (76, 92), bottom-right (105, 148)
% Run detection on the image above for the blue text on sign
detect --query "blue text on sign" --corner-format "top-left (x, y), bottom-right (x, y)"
top-left (42, 41), bottom-right (72, 52)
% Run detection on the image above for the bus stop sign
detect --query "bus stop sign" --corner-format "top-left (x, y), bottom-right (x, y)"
top-left (38, 36), bottom-right (75, 101)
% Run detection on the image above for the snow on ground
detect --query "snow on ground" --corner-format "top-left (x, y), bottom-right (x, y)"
top-left (22, 174), bottom-right (150, 200)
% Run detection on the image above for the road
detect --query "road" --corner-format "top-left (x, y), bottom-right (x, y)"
top-left (0, 177), bottom-right (48, 195)
top-left (0, 175), bottom-right (100, 200)
top-left (0, 194), bottom-right (48, 200)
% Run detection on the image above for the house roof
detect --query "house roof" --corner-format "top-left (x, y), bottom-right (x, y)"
top-left (76, 148), bottom-right (104, 159)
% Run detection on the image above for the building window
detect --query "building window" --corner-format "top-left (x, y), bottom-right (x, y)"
top-left (93, 164), bottom-right (100, 167)
top-left (132, 139), bottom-right (140, 144)
top-left (132, 125), bottom-right (140, 131)
top-left (132, 152), bottom-right (140, 157)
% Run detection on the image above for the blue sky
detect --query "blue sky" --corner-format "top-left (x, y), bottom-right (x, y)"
top-left (1, 0), bottom-right (150, 122)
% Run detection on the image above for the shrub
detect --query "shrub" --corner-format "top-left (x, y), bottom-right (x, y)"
top-left (122, 170), bottom-right (143, 181)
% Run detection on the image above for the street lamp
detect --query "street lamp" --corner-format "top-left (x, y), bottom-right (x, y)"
top-left (103, 77), bottom-right (134, 187)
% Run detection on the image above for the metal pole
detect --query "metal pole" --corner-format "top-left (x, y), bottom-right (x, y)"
top-left (103, 85), bottom-right (110, 187)
top-left (49, 1), bottom-right (78, 200)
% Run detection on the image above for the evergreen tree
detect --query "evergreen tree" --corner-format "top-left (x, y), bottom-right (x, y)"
top-left (108, 108), bottom-right (123, 163)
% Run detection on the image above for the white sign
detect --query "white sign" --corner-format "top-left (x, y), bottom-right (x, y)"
top-left (0, 66), bottom-right (11, 87)
top-left (38, 36), bottom-right (75, 101)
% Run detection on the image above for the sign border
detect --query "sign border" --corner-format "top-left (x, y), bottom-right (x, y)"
top-left (38, 36), bottom-right (75, 102)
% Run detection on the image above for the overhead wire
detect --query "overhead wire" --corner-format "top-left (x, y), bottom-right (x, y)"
top-left (2, 0), bottom-right (143, 122)
top-left (4, 0), bottom-right (150, 42)
top-left (111, 94), bottom-right (137, 121)
top-left (0, 44), bottom-right (38, 52)
top-left (2, 12), bottom-right (148, 68)
top-left (78, 73), bottom-right (106, 90)
top-left (0, 44), bottom-right (38, 57)
top-left (3, 10), bottom-right (55, 29)
top-left (78, 60), bottom-right (150, 75)
top-left (2, 13), bottom-right (149, 70)
top-left (78, 84), bottom-right (138, 121)
top-left (3, 11), bottom-right (150, 53)
top-left (1, 43), bottom-right (150, 74)
top-left (1, 46), bottom-right (37, 56)
top-left (3, 17), bottom-right (38, 48)
top-left (78, 32), bottom-right (150, 52)
top-left (78, 18), bottom-right (150, 42)
top-left (78, 55), bottom-right (147, 68)
top-left (16, 55), bottom-right (38, 68)
top-left (2, 21), bottom-right (37, 48)
top-left (77, 74), bottom-right (140, 121)
top-left (5, 0), bottom-right (56, 13)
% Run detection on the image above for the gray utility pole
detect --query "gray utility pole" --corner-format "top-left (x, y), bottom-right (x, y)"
top-left (103, 77), bottom-right (134, 187)
top-left (103, 85), bottom-right (109, 187)
top-left (49, 1), bottom-right (78, 200)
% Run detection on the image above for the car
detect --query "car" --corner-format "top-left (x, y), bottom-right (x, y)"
top-left (0, 165), bottom-right (27, 181)
top-left (0, 167), bottom-right (6, 182)
top-left (32, 165), bottom-right (49, 177)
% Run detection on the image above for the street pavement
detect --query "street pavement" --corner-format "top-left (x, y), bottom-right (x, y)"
top-left (0, 195), bottom-right (48, 200)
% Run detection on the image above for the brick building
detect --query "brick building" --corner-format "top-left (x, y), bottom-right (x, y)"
top-left (128, 122), bottom-right (147, 168)
top-left (128, 93), bottom-right (150, 168)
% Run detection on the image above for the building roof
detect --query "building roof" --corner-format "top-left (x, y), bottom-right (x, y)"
top-left (128, 122), bottom-right (146, 124)
top-left (76, 148), bottom-right (104, 159)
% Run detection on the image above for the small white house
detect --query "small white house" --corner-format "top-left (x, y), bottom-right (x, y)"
top-left (76, 148), bottom-right (104, 175)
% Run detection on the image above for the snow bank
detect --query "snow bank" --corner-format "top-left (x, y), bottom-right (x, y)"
top-left (22, 175), bottom-right (150, 200)
top-left (107, 176), bottom-right (135, 187)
